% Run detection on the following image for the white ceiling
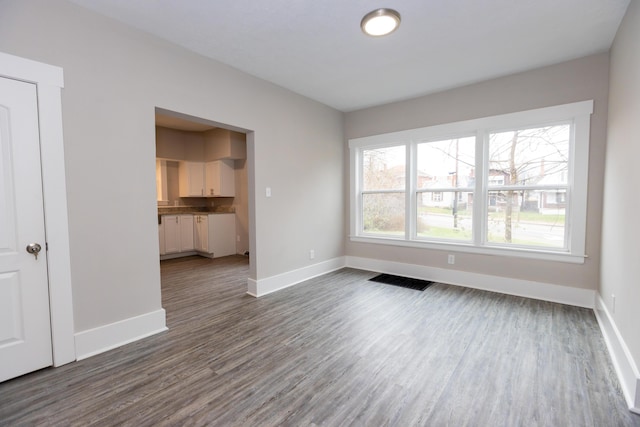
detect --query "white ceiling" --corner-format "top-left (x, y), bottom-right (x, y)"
top-left (68, 0), bottom-right (629, 112)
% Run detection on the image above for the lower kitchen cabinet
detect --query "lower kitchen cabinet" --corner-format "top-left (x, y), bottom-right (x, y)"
top-left (161, 213), bottom-right (236, 259)
top-left (194, 213), bottom-right (236, 258)
top-left (179, 215), bottom-right (194, 251)
top-left (163, 215), bottom-right (180, 254)
top-left (194, 214), bottom-right (209, 253)
top-left (162, 215), bottom-right (195, 255)
top-left (159, 222), bottom-right (165, 255)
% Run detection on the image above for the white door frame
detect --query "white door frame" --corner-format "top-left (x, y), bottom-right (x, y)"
top-left (0, 51), bottom-right (75, 366)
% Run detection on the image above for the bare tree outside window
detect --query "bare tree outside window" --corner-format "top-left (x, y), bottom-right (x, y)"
top-left (362, 145), bottom-right (405, 235)
top-left (488, 125), bottom-right (569, 247)
top-left (416, 137), bottom-right (475, 241)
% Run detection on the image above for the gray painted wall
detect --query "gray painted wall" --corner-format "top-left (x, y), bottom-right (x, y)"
top-left (602, 0), bottom-right (640, 372)
top-left (0, 0), bottom-right (345, 332)
top-left (345, 53), bottom-right (610, 291)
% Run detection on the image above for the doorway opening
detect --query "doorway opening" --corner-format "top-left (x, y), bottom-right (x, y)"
top-left (153, 108), bottom-right (255, 308)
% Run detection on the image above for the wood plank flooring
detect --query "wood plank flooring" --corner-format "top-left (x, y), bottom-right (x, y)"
top-left (1, 255), bottom-right (639, 426)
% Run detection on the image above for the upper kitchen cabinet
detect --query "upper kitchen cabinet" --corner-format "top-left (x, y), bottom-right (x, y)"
top-left (204, 128), bottom-right (246, 160)
top-left (178, 161), bottom-right (205, 197)
top-left (156, 159), bottom-right (168, 202)
top-left (205, 160), bottom-right (235, 197)
top-left (179, 160), bottom-right (235, 197)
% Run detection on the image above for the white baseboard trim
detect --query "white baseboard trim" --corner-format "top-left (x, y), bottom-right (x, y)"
top-left (160, 251), bottom-right (197, 261)
top-left (74, 309), bottom-right (168, 361)
top-left (247, 257), bottom-right (346, 297)
top-left (594, 295), bottom-right (640, 414)
top-left (345, 256), bottom-right (596, 308)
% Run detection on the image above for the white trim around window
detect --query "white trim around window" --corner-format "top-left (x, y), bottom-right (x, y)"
top-left (349, 100), bottom-right (593, 264)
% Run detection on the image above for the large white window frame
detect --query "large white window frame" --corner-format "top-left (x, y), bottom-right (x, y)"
top-left (349, 101), bottom-right (593, 264)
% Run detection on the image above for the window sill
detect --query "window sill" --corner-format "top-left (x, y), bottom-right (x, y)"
top-left (349, 235), bottom-right (587, 264)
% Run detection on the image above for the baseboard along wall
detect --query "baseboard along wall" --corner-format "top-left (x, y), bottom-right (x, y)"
top-left (247, 257), bottom-right (346, 297)
top-left (594, 295), bottom-right (640, 414)
top-left (248, 255), bottom-right (596, 306)
top-left (345, 256), bottom-right (596, 308)
top-left (74, 309), bottom-right (167, 361)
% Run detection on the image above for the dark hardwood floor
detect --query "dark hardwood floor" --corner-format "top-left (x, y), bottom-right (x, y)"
top-left (1, 255), bottom-right (639, 426)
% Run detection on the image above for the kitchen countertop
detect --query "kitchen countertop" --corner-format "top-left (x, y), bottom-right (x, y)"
top-left (157, 207), bottom-right (235, 224)
top-left (158, 207), bottom-right (235, 214)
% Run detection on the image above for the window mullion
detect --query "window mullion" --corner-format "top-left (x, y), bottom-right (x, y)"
top-left (473, 130), bottom-right (488, 246)
top-left (407, 141), bottom-right (416, 240)
top-left (351, 146), bottom-right (360, 236)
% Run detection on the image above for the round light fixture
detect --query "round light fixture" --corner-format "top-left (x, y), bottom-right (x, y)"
top-left (361, 8), bottom-right (401, 37)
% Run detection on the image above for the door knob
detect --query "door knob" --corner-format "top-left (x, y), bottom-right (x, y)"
top-left (26, 243), bottom-right (42, 260)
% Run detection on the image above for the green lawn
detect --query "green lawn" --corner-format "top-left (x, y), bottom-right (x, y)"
top-left (417, 226), bottom-right (472, 240)
top-left (419, 206), bottom-right (564, 225)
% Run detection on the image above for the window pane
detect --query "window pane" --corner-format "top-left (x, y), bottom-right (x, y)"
top-left (417, 191), bottom-right (472, 241)
top-left (486, 190), bottom-right (565, 248)
top-left (489, 125), bottom-right (569, 186)
top-left (362, 192), bottom-right (405, 236)
top-left (417, 137), bottom-right (475, 190)
top-left (363, 145), bottom-right (406, 191)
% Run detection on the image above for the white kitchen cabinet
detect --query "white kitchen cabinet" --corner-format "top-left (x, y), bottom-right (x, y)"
top-left (180, 160), bottom-right (235, 197)
top-left (194, 214), bottom-right (236, 258)
top-left (156, 159), bottom-right (168, 202)
top-left (194, 214), bottom-right (208, 253)
top-left (158, 222), bottom-right (166, 255)
top-left (178, 161), bottom-right (205, 197)
top-left (160, 213), bottom-right (235, 259)
top-left (163, 215), bottom-right (180, 253)
top-left (205, 160), bottom-right (235, 197)
top-left (179, 214), bottom-right (194, 251)
top-left (162, 215), bottom-right (195, 255)
top-left (209, 214), bottom-right (236, 257)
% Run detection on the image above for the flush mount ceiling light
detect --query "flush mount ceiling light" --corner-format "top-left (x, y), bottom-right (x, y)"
top-left (361, 8), bottom-right (401, 37)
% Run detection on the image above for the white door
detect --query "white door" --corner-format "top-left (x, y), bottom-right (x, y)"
top-left (0, 77), bottom-right (52, 382)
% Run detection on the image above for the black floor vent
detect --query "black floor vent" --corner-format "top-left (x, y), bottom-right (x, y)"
top-left (368, 274), bottom-right (433, 291)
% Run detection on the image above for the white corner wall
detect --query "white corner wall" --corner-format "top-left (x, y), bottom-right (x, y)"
top-left (600, 0), bottom-right (640, 413)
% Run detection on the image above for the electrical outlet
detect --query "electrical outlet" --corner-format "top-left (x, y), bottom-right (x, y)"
top-left (237, 235), bottom-right (240, 242)
top-left (266, 187), bottom-right (272, 197)
top-left (309, 249), bottom-right (315, 260)
top-left (448, 254), bottom-right (455, 265)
